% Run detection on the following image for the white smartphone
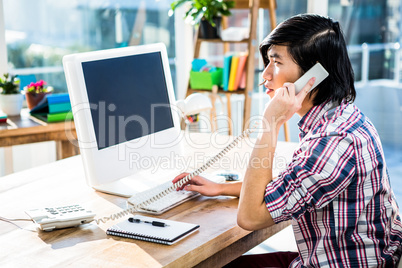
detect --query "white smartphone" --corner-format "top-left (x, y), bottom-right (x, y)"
top-left (293, 62), bottom-right (329, 94)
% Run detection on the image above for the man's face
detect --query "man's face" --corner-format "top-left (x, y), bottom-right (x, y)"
top-left (262, 45), bottom-right (302, 98)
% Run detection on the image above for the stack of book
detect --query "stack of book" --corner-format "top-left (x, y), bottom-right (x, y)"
top-left (30, 93), bottom-right (73, 123)
top-left (223, 52), bottom-right (248, 91)
top-left (0, 111), bottom-right (7, 123)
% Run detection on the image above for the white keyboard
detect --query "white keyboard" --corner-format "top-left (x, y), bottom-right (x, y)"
top-left (127, 174), bottom-right (226, 215)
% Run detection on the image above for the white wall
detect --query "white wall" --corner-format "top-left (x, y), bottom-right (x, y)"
top-left (0, 141), bottom-right (56, 176)
top-left (307, 0), bottom-right (328, 15)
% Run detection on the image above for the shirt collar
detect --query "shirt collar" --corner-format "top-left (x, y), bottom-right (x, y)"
top-left (298, 101), bottom-right (339, 137)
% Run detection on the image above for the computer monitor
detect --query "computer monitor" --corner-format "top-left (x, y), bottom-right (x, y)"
top-left (63, 43), bottom-right (183, 197)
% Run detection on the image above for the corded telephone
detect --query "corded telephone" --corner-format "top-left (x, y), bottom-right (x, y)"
top-left (94, 62), bottom-right (329, 224)
top-left (25, 205), bottom-right (96, 231)
top-left (24, 62), bottom-right (329, 229)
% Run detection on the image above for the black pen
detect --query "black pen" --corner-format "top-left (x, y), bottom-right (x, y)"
top-left (128, 217), bottom-right (169, 227)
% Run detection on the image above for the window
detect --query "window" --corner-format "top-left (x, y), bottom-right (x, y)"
top-left (4, 0), bottom-right (176, 93)
top-left (328, 0), bottom-right (400, 81)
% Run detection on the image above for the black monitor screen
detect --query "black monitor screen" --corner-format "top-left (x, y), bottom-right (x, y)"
top-left (81, 52), bottom-right (174, 150)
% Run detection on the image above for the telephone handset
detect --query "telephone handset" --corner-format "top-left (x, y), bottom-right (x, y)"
top-left (293, 62), bottom-right (329, 94)
top-left (95, 126), bottom-right (258, 224)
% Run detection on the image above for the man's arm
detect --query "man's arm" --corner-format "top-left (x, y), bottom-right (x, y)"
top-left (237, 123), bottom-right (278, 230)
top-left (237, 79), bottom-right (314, 231)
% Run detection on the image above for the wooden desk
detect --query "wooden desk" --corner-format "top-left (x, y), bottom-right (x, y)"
top-left (0, 109), bottom-right (78, 160)
top-left (0, 133), bottom-right (296, 267)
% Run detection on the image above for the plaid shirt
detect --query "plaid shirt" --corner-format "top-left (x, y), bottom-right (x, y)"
top-left (264, 101), bottom-right (402, 267)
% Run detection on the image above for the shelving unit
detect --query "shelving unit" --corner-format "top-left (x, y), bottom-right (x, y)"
top-left (186, 0), bottom-right (283, 137)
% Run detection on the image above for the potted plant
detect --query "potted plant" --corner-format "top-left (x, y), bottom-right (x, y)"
top-left (170, 0), bottom-right (235, 39)
top-left (0, 73), bottom-right (23, 116)
top-left (24, 80), bottom-right (53, 110)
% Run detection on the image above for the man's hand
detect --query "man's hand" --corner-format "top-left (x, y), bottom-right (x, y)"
top-left (172, 173), bottom-right (223, 197)
top-left (264, 77), bottom-right (316, 129)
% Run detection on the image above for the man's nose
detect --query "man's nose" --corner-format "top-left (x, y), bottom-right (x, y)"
top-left (262, 64), bottom-right (273, 81)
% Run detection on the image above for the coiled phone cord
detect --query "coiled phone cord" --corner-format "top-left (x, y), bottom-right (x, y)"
top-left (95, 126), bottom-right (257, 224)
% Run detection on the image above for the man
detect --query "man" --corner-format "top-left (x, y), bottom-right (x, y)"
top-left (174, 14), bottom-right (402, 267)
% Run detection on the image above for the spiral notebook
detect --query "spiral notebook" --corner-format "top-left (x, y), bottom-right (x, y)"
top-left (106, 216), bottom-right (200, 245)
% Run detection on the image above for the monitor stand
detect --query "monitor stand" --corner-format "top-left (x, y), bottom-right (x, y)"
top-left (92, 180), bottom-right (136, 197)
top-left (91, 168), bottom-right (181, 197)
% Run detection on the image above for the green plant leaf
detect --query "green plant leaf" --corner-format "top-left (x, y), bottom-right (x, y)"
top-left (0, 73), bottom-right (19, 94)
top-left (169, 0), bottom-right (234, 26)
top-left (170, 0), bottom-right (191, 10)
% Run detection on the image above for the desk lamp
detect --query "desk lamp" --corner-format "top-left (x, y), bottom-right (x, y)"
top-left (176, 93), bottom-right (212, 131)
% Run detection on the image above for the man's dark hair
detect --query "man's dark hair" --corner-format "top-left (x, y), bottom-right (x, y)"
top-left (260, 14), bottom-right (356, 105)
